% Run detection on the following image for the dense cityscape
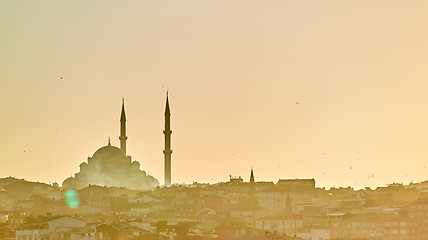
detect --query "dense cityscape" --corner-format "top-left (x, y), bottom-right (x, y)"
top-left (1, 176), bottom-right (428, 240)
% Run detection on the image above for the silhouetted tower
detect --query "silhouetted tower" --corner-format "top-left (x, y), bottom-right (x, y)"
top-left (163, 93), bottom-right (172, 187)
top-left (249, 168), bottom-right (256, 236)
top-left (250, 168), bottom-right (255, 184)
top-left (119, 98), bottom-right (127, 154)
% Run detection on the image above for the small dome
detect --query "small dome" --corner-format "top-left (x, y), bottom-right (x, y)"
top-left (131, 161), bottom-right (140, 167)
top-left (92, 145), bottom-right (125, 159)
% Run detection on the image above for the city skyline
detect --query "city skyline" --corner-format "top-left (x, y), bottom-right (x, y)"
top-left (1, 1), bottom-right (428, 189)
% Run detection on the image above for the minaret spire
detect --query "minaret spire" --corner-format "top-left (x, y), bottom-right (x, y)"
top-left (163, 92), bottom-right (172, 187)
top-left (165, 91), bottom-right (170, 115)
top-left (250, 168), bottom-right (255, 184)
top-left (119, 98), bottom-right (127, 154)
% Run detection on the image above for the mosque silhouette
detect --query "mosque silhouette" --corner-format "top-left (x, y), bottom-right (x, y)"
top-left (62, 95), bottom-right (172, 191)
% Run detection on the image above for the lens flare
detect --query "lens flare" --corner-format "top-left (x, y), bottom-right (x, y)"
top-left (64, 189), bottom-right (80, 209)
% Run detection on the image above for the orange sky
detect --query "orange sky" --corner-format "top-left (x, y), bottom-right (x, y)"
top-left (1, 1), bottom-right (428, 189)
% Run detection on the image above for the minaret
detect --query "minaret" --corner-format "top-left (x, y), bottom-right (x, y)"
top-left (163, 93), bottom-right (172, 187)
top-left (250, 168), bottom-right (255, 184)
top-left (119, 98), bottom-right (127, 154)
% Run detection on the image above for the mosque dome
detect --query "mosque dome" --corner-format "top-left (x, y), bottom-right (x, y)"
top-left (92, 144), bottom-right (125, 160)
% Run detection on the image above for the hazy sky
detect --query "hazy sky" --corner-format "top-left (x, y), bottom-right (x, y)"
top-left (1, 1), bottom-right (428, 189)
